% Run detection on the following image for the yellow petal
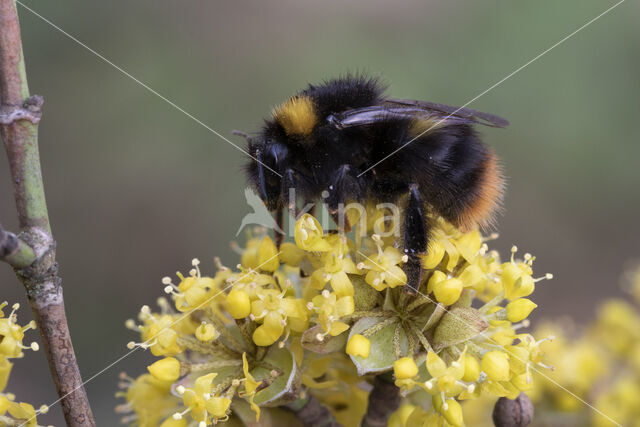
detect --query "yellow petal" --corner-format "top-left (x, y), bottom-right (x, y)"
top-left (329, 321), bottom-right (350, 336)
top-left (335, 296), bottom-right (355, 317)
top-left (426, 351), bottom-right (447, 377)
top-left (330, 271), bottom-right (354, 297)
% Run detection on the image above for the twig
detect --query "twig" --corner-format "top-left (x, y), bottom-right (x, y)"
top-left (0, 223), bottom-right (36, 267)
top-left (361, 374), bottom-right (400, 427)
top-left (0, 1), bottom-right (95, 425)
top-left (286, 392), bottom-right (342, 427)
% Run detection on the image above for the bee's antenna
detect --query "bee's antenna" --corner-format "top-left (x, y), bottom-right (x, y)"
top-left (232, 129), bottom-right (254, 144)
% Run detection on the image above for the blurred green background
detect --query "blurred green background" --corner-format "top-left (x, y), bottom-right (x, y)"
top-left (1, 0), bottom-right (639, 424)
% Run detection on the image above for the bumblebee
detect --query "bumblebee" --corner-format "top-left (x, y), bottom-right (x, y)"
top-left (240, 75), bottom-right (507, 293)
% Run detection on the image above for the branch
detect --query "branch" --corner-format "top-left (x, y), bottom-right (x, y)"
top-left (361, 374), bottom-right (401, 427)
top-left (286, 393), bottom-right (343, 427)
top-left (0, 1), bottom-right (95, 425)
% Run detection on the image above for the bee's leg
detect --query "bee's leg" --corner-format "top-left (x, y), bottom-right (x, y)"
top-left (403, 184), bottom-right (429, 295)
top-left (327, 165), bottom-right (360, 232)
top-left (274, 206), bottom-right (284, 248)
top-left (307, 201), bottom-right (317, 218)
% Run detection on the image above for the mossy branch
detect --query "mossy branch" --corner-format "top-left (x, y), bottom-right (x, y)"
top-left (0, 1), bottom-right (95, 425)
top-left (286, 392), bottom-right (343, 427)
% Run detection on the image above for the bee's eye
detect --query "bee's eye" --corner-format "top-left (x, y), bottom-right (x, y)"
top-left (266, 143), bottom-right (288, 167)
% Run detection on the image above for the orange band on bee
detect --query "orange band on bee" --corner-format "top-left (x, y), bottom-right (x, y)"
top-left (272, 95), bottom-right (317, 138)
top-left (458, 149), bottom-right (504, 231)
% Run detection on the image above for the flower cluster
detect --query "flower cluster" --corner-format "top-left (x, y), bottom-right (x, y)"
top-left (0, 302), bottom-right (50, 427)
top-left (117, 213), bottom-right (550, 426)
top-left (511, 264), bottom-right (640, 427)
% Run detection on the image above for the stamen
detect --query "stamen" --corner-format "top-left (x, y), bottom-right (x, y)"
top-left (533, 273), bottom-right (553, 283)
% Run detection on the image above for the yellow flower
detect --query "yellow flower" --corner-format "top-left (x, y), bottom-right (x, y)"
top-left (120, 374), bottom-right (181, 427)
top-left (163, 259), bottom-right (227, 314)
top-left (346, 334), bottom-right (371, 359)
top-left (228, 269), bottom-right (276, 300)
top-left (251, 289), bottom-right (307, 346)
top-left (422, 350), bottom-right (471, 396)
top-left (239, 353), bottom-right (262, 421)
top-left (241, 235), bottom-right (280, 272)
top-left (295, 214), bottom-right (332, 251)
top-left (309, 290), bottom-right (354, 337)
top-left (175, 373), bottom-right (231, 424)
top-left (432, 394), bottom-right (464, 427)
top-left (359, 242), bottom-right (407, 291)
top-left (147, 357), bottom-right (181, 382)
top-left (6, 401), bottom-right (38, 427)
top-left (194, 322), bottom-right (219, 342)
top-left (135, 311), bottom-right (186, 357)
top-left (309, 240), bottom-right (359, 297)
top-left (0, 303), bottom-right (38, 359)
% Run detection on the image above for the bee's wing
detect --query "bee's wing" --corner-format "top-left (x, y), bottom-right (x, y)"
top-left (327, 98), bottom-right (509, 129)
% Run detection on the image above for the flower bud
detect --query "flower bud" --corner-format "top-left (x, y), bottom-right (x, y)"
top-left (346, 334), bottom-right (370, 359)
top-left (442, 398), bottom-right (464, 427)
top-left (226, 289), bottom-right (251, 319)
top-left (147, 357), bottom-right (181, 382)
top-left (506, 299), bottom-right (537, 322)
top-left (433, 278), bottom-right (463, 306)
top-left (160, 417), bottom-right (188, 427)
top-left (481, 351), bottom-right (510, 382)
top-left (462, 354), bottom-right (480, 382)
top-left (393, 357), bottom-right (418, 380)
top-left (279, 242), bottom-right (305, 266)
top-left (258, 235), bottom-right (280, 272)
